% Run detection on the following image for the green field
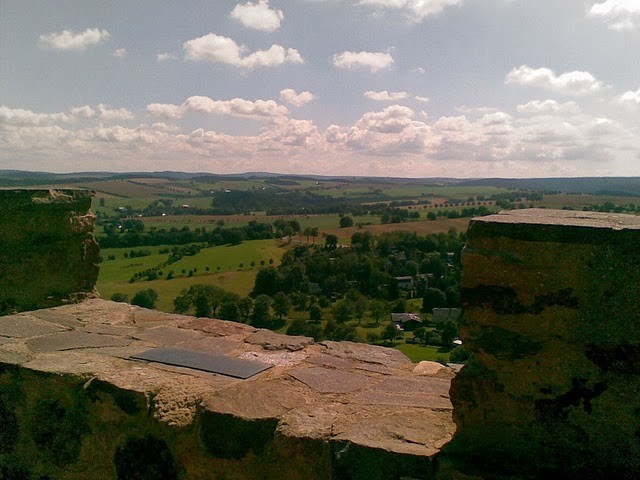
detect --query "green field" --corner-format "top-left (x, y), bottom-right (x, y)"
top-left (395, 343), bottom-right (451, 363)
top-left (97, 239), bottom-right (288, 310)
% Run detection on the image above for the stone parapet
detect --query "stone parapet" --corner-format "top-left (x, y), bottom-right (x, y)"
top-left (448, 209), bottom-right (640, 479)
top-left (0, 189), bottom-right (99, 314)
top-left (0, 299), bottom-right (455, 479)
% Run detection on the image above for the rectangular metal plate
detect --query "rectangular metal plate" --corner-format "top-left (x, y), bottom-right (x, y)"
top-left (130, 347), bottom-right (272, 379)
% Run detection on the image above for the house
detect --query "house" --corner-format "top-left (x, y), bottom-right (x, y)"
top-left (391, 313), bottom-right (422, 330)
top-left (431, 308), bottom-right (462, 323)
top-left (394, 276), bottom-right (414, 290)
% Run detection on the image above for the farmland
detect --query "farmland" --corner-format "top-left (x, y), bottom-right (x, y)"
top-left (6, 170), bottom-right (640, 363)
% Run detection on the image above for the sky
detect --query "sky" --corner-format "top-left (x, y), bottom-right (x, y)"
top-left (1, 0), bottom-right (639, 178)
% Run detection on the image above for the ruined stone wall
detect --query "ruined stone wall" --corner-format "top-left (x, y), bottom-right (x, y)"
top-left (0, 189), bottom-right (99, 314)
top-left (448, 209), bottom-right (640, 479)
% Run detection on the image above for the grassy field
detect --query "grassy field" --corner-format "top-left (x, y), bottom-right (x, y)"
top-left (395, 343), bottom-right (451, 363)
top-left (97, 239), bottom-right (288, 309)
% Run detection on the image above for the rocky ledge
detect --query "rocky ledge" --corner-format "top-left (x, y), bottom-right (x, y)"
top-left (0, 299), bottom-right (454, 479)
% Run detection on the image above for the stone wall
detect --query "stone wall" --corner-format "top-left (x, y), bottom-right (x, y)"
top-left (448, 209), bottom-right (640, 479)
top-left (0, 189), bottom-right (99, 315)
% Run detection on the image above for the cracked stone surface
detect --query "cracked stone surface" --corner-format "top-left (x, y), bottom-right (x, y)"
top-left (0, 298), bottom-right (456, 458)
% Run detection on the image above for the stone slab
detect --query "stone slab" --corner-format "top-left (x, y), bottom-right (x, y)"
top-left (246, 330), bottom-right (314, 351)
top-left (26, 331), bottom-right (131, 353)
top-left (353, 390), bottom-right (453, 410)
top-left (31, 310), bottom-right (84, 329)
top-left (131, 347), bottom-right (272, 379)
top-left (289, 366), bottom-right (375, 394)
top-left (0, 315), bottom-right (65, 338)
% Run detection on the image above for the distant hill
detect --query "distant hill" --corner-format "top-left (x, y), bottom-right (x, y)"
top-left (2, 170), bottom-right (639, 196)
top-left (457, 177), bottom-right (640, 196)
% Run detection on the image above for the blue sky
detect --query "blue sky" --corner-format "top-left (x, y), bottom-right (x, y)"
top-left (1, 0), bottom-right (639, 177)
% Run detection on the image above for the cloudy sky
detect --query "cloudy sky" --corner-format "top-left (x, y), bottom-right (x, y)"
top-left (1, 0), bottom-right (639, 177)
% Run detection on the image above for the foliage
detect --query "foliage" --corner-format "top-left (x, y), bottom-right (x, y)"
top-left (131, 288), bottom-right (158, 309)
top-left (110, 292), bottom-right (129, 303)
top-left (339, 216), bottom-right (354, 228)
top-left (423, 287), bottom-right (447, 312)
top-left (272, 292), bottom-right (292, 320)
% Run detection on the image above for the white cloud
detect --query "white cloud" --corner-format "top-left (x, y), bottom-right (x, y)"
top-left (617, 87), bottom-right (640, 107)
top-left (183, 33), bottom-right (303, 69)
top-left (358, 0), bottom-right (463, 23)
top-left (112, 48), bottom-right (127, 58)
top-left (38, 28), bottom-right (110, 52)
top-left (505, 65), bottom-right (606, 96)
top-left (280, 89), bottom-right (315, 107)
top-left (589, 0), bottom-right (640, 31)
top-left (0, 106), bottom-right (71, 126)
top-left (147, 96), bottom-right (289, 119)
top-left (413, 67), bottom-right (426, 74)
top-left (364, 90), bottom-right (409, 101)
top-left (414, 96), bottom-right (430, 103)
top-left (332, 51), bottom-right (394, 72)
top-left (70, 106), bottom-right (96, 119)
top-left (157, 52), bottom-right (178, 62)
top-left (230, 0), bottom-right (284, 32)
top-left (97, 104), bottom-right (134, 121)
top-left (516, 99), bottom-right (580, 114)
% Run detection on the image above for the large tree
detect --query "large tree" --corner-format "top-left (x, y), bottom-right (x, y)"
top-left (272, 292), bottom-right (291, 320)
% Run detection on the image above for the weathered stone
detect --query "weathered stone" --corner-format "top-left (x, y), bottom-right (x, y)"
top-left (414, 361), bottom-right (447, 376)
top-left (0, 189), bottom-right (99, 314)
top-left (289, 366), bottom-right (376, 393)
top-left (319, 340), bottom-right (413, 369)
top-left (26, 331), bottom-right (131, 353)
top-left (0, 314), bottom-right (65, 338)
top-left (449, 209), bottom-right (640, 478)
top-left (246, 329), bottom-right (314, 351)
top-left (0, 299), bottom-right (454, 478)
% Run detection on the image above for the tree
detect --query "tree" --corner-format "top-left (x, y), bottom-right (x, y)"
top-left (420, 253), bottom-right (445, 278)
top-left (422, 287), bottom-right (447, 312)
top-left (110, 292), bottom-right (128, 303)
top-left (238, 297), bottom-right (254, 322)
top-left (426, 211), bottom-right (437, 221)
top-left (325, 234), bottom-right (338, 249)
top-left (173, 284), bottom-right (226, 316)
top-left (272, 292), bottom-right (291, 320)
top-left (413, 326), bottom-right (433, 346)
top-left (218, 301), bottom-right (241, 321)
top-left (131, 289), bottom-right (158, 309)
top-left (286, 319), bottom-right (309, 336)
top-left (449, 346), bottom-right (471, 363)
top-left (252, 267), bottom-right (281, 297)
top-left (309, 303), bottom-right (322, 322)
top-left (339, 216), bottom-right (354, 228)
top-left (439, 320), bottom-right (458, 347)
top-left (382, 323), bottom-right (399, 344)
top-left (369, 300), bottom-right (387, 326)
top-left (332, 300), bottom-right (353, 324)
top-left (251, 294), bottom-right (272, 328)
top-left (354, 296), bottom-right (368, 325)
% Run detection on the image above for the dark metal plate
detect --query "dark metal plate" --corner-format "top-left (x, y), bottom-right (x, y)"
top-left (130, 347), bottom-right (272, 379)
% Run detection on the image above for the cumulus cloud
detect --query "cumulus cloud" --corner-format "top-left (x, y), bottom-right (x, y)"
top-left (358, 0), bottom-right (463, 23)
top-left (617, 87), bottom-right (640, 107)
top-left (97, 104), bottom-right (134, 121)
top-left (157, 52), bottom-right (178, 62)
top-left (112, 48), bottom-right (127, 58)
top-left (332, 51), bottom-right (394, 72)
top-left (70, 106), bottom-right (96, 118)
top-left (183, 33), bottom-right (303, 69)
top-left (364, 90), bottom-right (409, 101)
top-left (414, 96), bottom-right (430, 103)
top-left (505, 65), bottom-right (606, 96)
top-left (516, 99), bottom-right (580, 114)
top-left (230, 0), bottom-right (284, 32)
top-left (588, 0), bottom-right (640, 31)
top-left (147, 96), bottom-right (289, 119)
top-left (0, 106), bottom-right (71, 126)
top-left (280, 89), bottom-right (315, 107)
top-left (38, 28), bottom-right (110, 52)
